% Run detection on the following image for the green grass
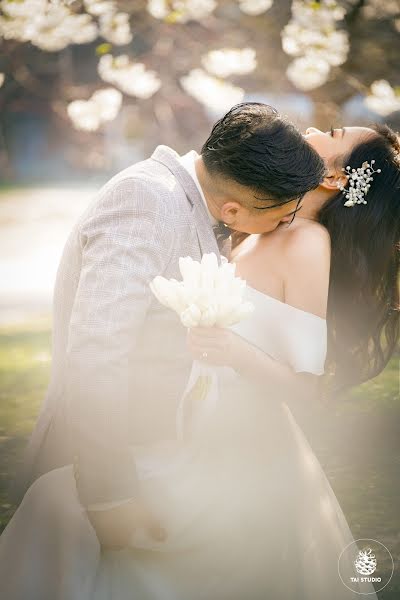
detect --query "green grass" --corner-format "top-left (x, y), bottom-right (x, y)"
top-left (0, 320), bottom-right (398, 598)
top-left (0, 183), bottom-right (52, 196)
top-left (0, 319), bottom-right (52, 531)
top-left (296, 358), bottom-right (400, 599)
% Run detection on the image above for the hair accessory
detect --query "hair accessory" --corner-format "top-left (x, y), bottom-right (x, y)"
top-left (337, 160), bottom-right (381, 207)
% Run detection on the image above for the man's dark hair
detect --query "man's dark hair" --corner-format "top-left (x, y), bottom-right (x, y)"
top-left (201, 102), bottom-right (326, 206)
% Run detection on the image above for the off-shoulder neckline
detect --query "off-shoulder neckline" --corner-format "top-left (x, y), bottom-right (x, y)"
top-left (246, 284), bottom-right (327, 323)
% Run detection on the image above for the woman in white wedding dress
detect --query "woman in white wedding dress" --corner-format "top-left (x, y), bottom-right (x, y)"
top-left (1, 124), bottom-right (399, 600)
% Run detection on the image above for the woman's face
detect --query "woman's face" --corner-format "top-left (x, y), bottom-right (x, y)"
top-left (304, 126), bottom-right (375, 165)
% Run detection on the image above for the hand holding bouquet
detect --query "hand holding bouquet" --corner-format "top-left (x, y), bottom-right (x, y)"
top-left (150, 252), bottom-right (254, 441)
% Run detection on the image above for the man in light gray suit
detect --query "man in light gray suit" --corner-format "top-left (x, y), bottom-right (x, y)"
top-left (11, 103), bottom-right (325, 549)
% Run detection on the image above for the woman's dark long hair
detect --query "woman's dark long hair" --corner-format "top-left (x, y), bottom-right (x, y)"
top-left (319, 124), bottom-right (400, 393)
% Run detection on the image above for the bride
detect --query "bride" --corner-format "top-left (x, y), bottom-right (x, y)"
top-left (0, 122), bottom-right (399, 600)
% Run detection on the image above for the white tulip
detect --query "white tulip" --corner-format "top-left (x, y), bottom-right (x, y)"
top-left (181, 304), bottom-right (202, 328)
top-left (199, 252), bottom-right (219, 289)
top-left (201, 252), bottom-right (219, 271)
top-left (198, 304), bottom-right (218, 327)
top-left (149, 276), bottom-right (179, 309)
top-left (150, 252), bottom-right (254, 331)
top-left (179, 283), bottom-right (200, 307)
top-left (179, 256), bottom-right (201, 288)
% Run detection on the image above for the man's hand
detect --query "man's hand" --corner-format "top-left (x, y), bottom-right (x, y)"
top-left (87, 497), bottom-right (167, 550)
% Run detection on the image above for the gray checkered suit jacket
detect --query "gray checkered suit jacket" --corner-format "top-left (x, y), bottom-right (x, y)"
top-left (11, 145), bottom-right (230, 507)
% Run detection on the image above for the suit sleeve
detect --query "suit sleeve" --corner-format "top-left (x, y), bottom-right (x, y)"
top-left (65, 177), bottom-right (174, 508)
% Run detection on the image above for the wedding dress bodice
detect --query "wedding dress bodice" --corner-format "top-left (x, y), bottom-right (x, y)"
top-left (228, 284), bottom-right (327, 376)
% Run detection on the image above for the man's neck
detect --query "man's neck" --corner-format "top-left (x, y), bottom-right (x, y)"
top-left (194, 157), bottom-right (222, 222)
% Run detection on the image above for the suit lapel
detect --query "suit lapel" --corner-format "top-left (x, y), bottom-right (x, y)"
top-left (151, 145), bottom-right (221, 262)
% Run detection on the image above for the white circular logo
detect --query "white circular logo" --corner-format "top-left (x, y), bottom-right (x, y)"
top-left (338, 539), bottom-right (394, 595)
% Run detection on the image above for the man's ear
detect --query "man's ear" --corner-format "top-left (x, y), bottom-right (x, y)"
top-left (220, 202), bottom-right (241, 225)
top-left (320, 170), bottom-right (348, 192)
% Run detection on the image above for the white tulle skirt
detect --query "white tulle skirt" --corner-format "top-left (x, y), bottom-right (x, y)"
top-left (0, 383), bottom-right (378, 600)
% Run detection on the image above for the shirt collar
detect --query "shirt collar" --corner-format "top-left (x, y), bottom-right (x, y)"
top-left (178, 150), bottom-right (218, 226)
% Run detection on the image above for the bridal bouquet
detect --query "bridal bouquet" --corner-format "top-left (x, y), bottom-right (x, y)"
top-left (150, 252), bottom-right (254, 441)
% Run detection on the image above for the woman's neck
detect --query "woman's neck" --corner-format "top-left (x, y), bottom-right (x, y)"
top-left (298, 187), bottom-right (332, 221)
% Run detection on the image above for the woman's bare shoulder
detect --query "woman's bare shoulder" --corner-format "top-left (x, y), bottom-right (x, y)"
top-left (280, 220), bottom-right (331, 318)
top-left (282, 220), bottom-right (331, 261)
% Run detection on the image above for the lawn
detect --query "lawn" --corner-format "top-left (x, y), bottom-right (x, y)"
top-left (0, 320), bottom-right (398, 598)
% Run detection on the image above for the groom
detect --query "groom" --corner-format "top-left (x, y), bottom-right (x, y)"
top-left (12, 103), bottom-right (325, 548)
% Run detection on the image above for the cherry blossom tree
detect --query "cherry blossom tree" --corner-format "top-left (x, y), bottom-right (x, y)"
top-left (0, 0), bottom-right (399, 176)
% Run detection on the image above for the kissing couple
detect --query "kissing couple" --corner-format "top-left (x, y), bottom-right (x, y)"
top-left (1, 102), bottom-right (399, 600)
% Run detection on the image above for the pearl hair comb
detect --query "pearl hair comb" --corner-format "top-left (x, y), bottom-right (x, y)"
top-left (337, 160), bottom-right (381, 207)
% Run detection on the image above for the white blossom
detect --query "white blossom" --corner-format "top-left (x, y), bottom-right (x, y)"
top-left (98, 54), bottom-right (161, 99)
top-left (0, 73), bottom-right (4, 88)
top-left (180, 69), bottom-right (244, 112)
top-left (67, 100), bottom-right (102, 132)
top-left (364, 80), bottom-right (400, 116)
top-left (282, 24), bottom-right (348, 66)
top-left (28, 4), bottom-right (74, 51)
top-left (147, 0), bottom-right (216, 23)
top-left (147, 0), bottom-right (169, 19)
top-left (182, 0), bottom-right (217, 20)
top-left (238, 0), bottom-right (273, 16)
top-left (30, 10), bottom-right (98, 51)
top-left (286, 56), bottom-right (330, 91)
top-left (0, 16), bottom-right (31, 41)
top-left (67, 13), bottom-right (99, 44)
top-left (290, 0), bottom-right (345, 29)
top-left (202, 48), bottom-right (257, 78)
top-left (99, 11), bottom-right (133, 45)
top-left (0, 0), bottom-right (47, 18)
top-left (67, 87), bottom-right (122, 132)
top-left (282, 0), bottom-right (348, 91)
top-left (91, 87), bottom-right (122, 121)
top-left (0, 1), bottom-right (98, 51)
top-left (282, 22), bottom-right (307, 56)
top-left (83, 0), bottom-right (116, 16)
top-left (309, 30), bottom-right (349, 66)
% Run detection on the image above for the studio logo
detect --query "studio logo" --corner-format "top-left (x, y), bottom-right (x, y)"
top-left (354, 548), bottom-right (377, 576)
top-left (338, 539), bottom-right (394, 595)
